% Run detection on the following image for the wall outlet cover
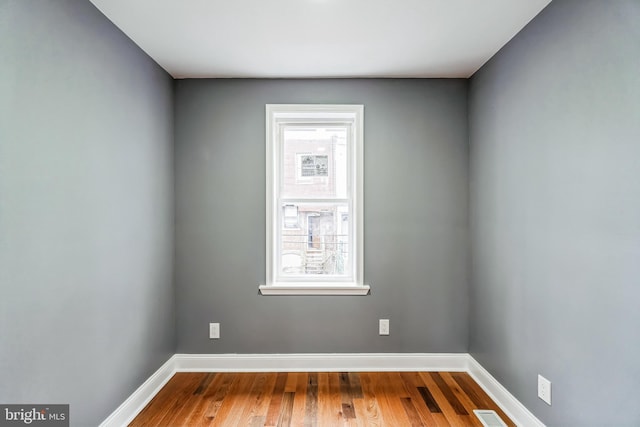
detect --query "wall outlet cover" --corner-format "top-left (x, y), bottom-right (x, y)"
top-left (538, 374), bottom-right (551, 405)
top-left (379, 319), bottom-right (390, 335)
top-left (209, 323), bottom-right (220, 339)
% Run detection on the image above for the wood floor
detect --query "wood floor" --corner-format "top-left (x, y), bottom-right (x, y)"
top-left (130, 372), bottom-right (515, 427)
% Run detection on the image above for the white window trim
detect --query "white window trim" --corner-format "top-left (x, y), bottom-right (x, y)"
top-left (261, 104), bottom-right (369, 296)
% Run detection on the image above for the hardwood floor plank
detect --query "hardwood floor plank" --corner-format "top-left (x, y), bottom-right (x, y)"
top-left (183, 374), bottom-right (224, 426)
top-left (401, 397), bottom-right (425, 427)
top-left (248, 373), bottom-right (278, 423)
top-left (347, 372), bottom-right (366, 427)
top-left (235, 373), bottom-right (273, 427)
top-left (419, 372), bottom-right (466, 427)
top-left (249, 415), bottom-right (266, 427)
top-left (201, 371), bottom-right (231, 399)
top-left (328, 372), bottom-right (345, 425)
top-left (388, 371), bottom-right (413, 402)
top-left (387, 372), bottom-right (416, 425)
top-left (284, 372), bottom-right (298, 392)
top-left (130, 371), bottom-right (517, 427)
top-left (195, 371), bottom-right (235, 426)
top-left (193, 373), bottom-right (216, 396)
top-left (339, 372), bottom-right (356, 419)
top-left (416, 386), bottom-right (451, 427)
top-left (450, 372), bottom-right (486, 407)
top-left (210, 373), bottom-right (254, 427)
top-left (179, 374), bottom-right (222, 427)
top-left (398, 372), bottom-right (440, 427)
top-left (304, 373), bottom-right (318, 427)
top-left (358, 373), bottom-right (385, 427)
top-left (372, 372), bottom-right (412, 426)
top-left (348, 372), bottom-right (364, 399)
top-left (277, 392), bottom-right (295, 427)
top-left (264, 372), bottom-right (288, 427)
top-left (417, 386), bottom-right (442, 413)
top-left (341, 402), bottom-right (356, 420)
top-left (430, 372), bottom-right (468, 416)
top-left (316, 372), bottom-right (333, 426)
top-left (291, 373), bottom-right (309, 426)
top-left (439, 373), bottom-right (483, 427)
top-left (351, 397), bottom-right (370, 427)
top-left (162, 379), bottom-right (207, 426)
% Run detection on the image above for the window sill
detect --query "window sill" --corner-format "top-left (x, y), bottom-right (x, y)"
top-left (259, 284), bottom-right (370, 296)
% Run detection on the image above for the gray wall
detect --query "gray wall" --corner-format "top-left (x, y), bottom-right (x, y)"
top-left (9, 0), bottom-right (638, 424)
top-left (175, 79), bottom-right (469, 354)
top-left (469, 1), bottom-right (640, 426)
top-left (0, 1), bottom-right (174, 425)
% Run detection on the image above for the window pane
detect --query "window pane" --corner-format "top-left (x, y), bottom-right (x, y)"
top-left (281, 126), bottom-right (348, 199)
top-left (282, 204), bottom-right (299, 229)
top-left (280, 203), bottom-right (350, 277)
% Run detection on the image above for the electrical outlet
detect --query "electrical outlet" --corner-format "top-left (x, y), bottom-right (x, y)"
top-left (209, 323), bottom-right (220, 339)
top-left (379, 319), bottom-right (390, 335)
top-left (538, 375), bottom-right (551, 405)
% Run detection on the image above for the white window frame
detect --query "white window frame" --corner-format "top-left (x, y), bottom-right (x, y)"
top-left (260, 104), bottom-right (369, 296)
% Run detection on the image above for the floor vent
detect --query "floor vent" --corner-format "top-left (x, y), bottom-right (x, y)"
top-left (474, 409), bottom-right (508, 427)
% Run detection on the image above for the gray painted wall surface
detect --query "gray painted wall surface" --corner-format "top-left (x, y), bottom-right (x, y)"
top-left (469, 1), bottom-right (640, 425)
top-left (0, 1), bottom-right (174, 425)
top-left (175, 79), bottom-right (469, 354)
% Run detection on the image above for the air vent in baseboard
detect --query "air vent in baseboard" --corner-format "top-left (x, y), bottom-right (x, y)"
top-left (474, 409), bottom-right (508, 427)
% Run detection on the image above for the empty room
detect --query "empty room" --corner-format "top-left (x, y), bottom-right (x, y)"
top-left (1, 0), bottom-right (638, 426)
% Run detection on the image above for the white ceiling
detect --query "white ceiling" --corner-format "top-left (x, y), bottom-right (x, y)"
top-left (89, 0), bottom-right (551, 79)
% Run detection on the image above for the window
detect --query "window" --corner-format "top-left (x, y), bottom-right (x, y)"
top-left (260, 104), bottom-right (368, 295)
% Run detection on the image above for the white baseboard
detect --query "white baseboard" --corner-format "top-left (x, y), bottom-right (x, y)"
top-left (467, 355), bottom-right (545, 427)
top-left (100, 353), bottom-right (545, 427)
top-left (173, 352), bottom-right (469, 372)
top-left (99, 356), bottom-right (176, 427)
